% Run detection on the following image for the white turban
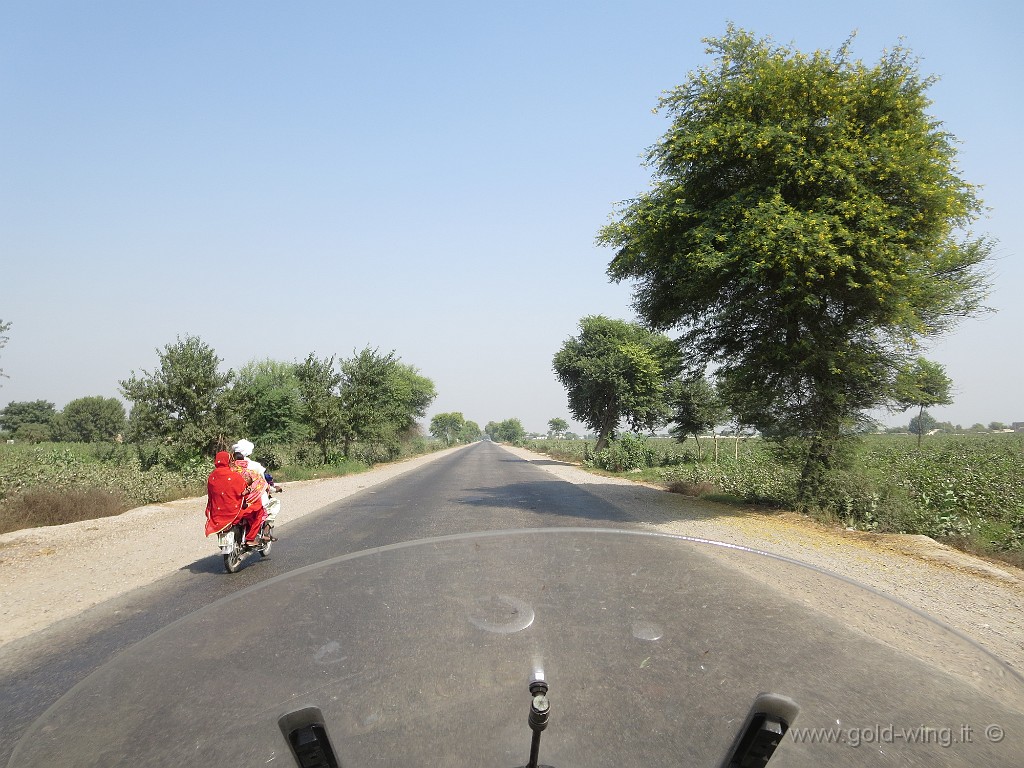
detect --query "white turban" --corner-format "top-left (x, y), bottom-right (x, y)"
top-left (231, 439), bottom-right (254, 457)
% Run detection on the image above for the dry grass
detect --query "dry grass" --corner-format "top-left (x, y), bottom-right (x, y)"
top-left (667, 479), bottom-right (719, 497)
top-left (0, 487), bottom-right (131, 535)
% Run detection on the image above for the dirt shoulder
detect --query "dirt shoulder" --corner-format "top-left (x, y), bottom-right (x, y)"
top-left (3, 442), bottom-right (1022, 674)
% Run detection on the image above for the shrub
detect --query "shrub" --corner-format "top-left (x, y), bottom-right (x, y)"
top-left (592, 435), bottom-right (657, 472)
top-left (667, 480), bottom-right (719, 497)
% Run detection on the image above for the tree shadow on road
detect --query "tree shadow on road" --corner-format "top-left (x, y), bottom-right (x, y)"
top-left (457, 476), bottom-right (768, 527)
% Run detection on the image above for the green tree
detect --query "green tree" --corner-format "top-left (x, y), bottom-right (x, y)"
top-left (339, 348), bottom-right (436, 462)
top-left (893, 357), bottom-right (953, 447)
top-left (0, 399), bottom-right (57, 435)
top-left (120, 336), bottom-right (237, 464)
top-left (553, 316), bottom-right (682, 451)
top-left (430, 412), bottom-right (466, 446)
top-left (459, 419), bottom-right (482, 443)
top-left (61, 396), bottom-right (127, 442)
top-left (600, 27), bottom-right (992, 502)
top-left (14, 423), bottom-right (52, 443)
top-left (909, 409), bottom-right (939, 436)
top-left (295, 353), bottom-right (344, 463)
top-left (989, 421), bottom-right (1008, 431)
top-left (667, 377), bottom-right (726, 460)
top-left (491, 418), bottom-right (526, 444)
top-left (547, 417), bottom-right (569, 439)
top-left (232, 359), bottom-right (306, 445)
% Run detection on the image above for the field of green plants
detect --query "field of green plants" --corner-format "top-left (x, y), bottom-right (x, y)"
top-left (0, 439), bottom-right (440, 535)
top-left (529, 433), bottom-right (1024, 565)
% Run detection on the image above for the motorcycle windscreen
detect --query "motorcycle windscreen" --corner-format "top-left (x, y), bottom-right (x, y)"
top-left (9, 529), bottom-right (1024, 767)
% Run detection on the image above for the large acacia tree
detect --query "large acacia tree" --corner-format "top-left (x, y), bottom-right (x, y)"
top-left (600, 27), bottom-right (992, 500)
top-left (553, 316), bottom-right (682, 451)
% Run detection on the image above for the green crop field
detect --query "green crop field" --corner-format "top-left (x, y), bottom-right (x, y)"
top-left (0, 439), bottom-right (436, 535)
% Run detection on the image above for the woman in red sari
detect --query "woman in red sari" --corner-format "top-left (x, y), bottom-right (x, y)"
top-left (205, 450), bottom-right (264, 543)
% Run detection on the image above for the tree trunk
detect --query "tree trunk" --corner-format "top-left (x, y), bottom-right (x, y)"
top-left (595, 411), bottom-right (617, 452)
top-left (797, 434), bottom-right (837, 507)
top-left (691, 433), bottom-right (703, 461)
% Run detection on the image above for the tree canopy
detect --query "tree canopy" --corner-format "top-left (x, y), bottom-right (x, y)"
top-left (893, 357), bottom-right (953, 447)
top-left (0, 399), bottom-right (57, 435)
top-left (61, 396), bottom-right (126, 443)
top-left (339, 348), bottom-right (436, 462)
top-left (667, 377), bottom-right (726, 460)
top-left (553, 316), bottom-right (682, 450)
top-left (547, 417), bottom-right (569, 438)
top-left (233, 359), bottom-right (306, 446)
top-left (599, 26), bottom-right (992, 500)
top-left (119, 336), bottom-right (237, 465)
top-left (430, 412), bottom-right (466, 446)
top-left (486, 418), bottom-right (526, 444)
top-left (295, 353), bottom-right (345, 463)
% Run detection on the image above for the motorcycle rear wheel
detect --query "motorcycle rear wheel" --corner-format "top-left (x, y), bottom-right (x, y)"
top-left (258, 523), bottom-right (273, 558)
top-left (223, 529), bottom-right (244, 573)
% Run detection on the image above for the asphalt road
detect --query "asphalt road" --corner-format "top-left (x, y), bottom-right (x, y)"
top-left (0, 441), bottom-right (642, 763)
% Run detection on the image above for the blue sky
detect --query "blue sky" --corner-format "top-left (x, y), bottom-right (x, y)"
top-left (2, 1), bottom-right (1020, 434)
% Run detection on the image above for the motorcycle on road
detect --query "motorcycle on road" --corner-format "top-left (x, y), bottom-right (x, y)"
top-left (217, 490), bottom-right (282, 573)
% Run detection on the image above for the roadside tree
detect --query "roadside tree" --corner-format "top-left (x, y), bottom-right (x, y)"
top-left (553, 316), bottom-right (682, 451)
top-left (339, 348), bottom-right (436, 462)
top-left (431, 412), bottom-right (466, 446)
top-left (295, 353), bottom-right (344, 463)
top-left (490, 418), bottom-right (526, 444)
top-left (460, 420), bottom-right (482, 443)
top-left (120, 336), bottom-right (237, 465)
top-left (600, 27), bottom-right (992, 502)
top-left (232, 359), bottom-right (306, 446)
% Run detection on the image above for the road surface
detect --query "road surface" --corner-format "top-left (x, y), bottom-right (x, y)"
top-left (0, 441), bottom-right (646, 763)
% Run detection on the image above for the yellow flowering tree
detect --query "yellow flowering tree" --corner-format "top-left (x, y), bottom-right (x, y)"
top-left (600, 26), bottom-right (992, 502)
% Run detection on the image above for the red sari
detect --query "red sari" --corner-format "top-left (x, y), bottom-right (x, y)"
top-left (205, 451), bottom-right (247, 536)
